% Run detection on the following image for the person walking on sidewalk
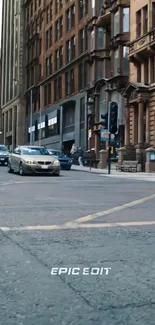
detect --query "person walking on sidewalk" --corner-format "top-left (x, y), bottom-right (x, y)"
top-left (78, 147), bottom-right (84, 166)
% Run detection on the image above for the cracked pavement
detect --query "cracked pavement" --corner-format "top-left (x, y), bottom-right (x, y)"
top-left (0, 166), bottom-right (155, 324)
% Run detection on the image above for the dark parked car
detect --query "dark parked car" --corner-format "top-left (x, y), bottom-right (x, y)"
top-left (0, 145), bottom-right (9, 165)
top-left (47, 149), bottom-right (72, 170)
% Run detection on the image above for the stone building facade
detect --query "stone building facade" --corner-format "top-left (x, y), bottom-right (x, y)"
top-left (122, 0), bottom-right (155, 171)
top-left (1, 0), bottom-right (26, 149)
top-left (86, 0), bottom-right (130, 158)
top-left (24, 0), bottom-right (91, 153)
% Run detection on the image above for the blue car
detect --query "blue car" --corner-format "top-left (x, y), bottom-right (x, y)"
top-left (47, 149), bottom-right (72, 170)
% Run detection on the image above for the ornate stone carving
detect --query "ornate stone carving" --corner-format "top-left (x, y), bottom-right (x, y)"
top-left (138, 37), bottom-right (146, 46)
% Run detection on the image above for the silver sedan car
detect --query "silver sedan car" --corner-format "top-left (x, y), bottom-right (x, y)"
top-left (8, 146), bottom-right (61, 176)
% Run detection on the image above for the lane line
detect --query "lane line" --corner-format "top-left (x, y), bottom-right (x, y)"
top-left (1, 221), bottom-right (155, 232)
top-left (65, 193), bottom-right (155, 224)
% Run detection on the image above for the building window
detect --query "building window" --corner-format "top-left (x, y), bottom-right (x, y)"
top-left (114, 49), bottom-right (119, 76)
top-left (85, 0), bottom-right (89, 15)
top-left (79, 0), bottom-right (84, 20)
top-left (144, 60), bottom-right (148, 84)
top-left (97, 27), bottom-right (104, 49)
top-left (90, 30), bottom-right (95, 51)
top-left (136, 10), bottom-right (141, 38)
top-left (97, 61), bottom-right (103, 80)
top-left (71, 36), bottom-right (76, 59)
top-left (46, 5), bottom-right (50, 24)
top-left (78, 61), bottom-right (88, 90)
top-left (66, 40), bottom-right (71, 63)
top-left (78, 63), bottom-right (84, 90)
top-left (66, 9), bottom-right (70, 31)
top-left (46, 55), bottom-right (53, 77)
top-left (123, 8), bottom-right (129, 32)
top-left (150, 57), bottom-right (155, 83)
top-left (152, 3), bottom-right (155, 29)
top-left (30, 2), bottom-right (33, 17)
top-left (44, 83), bottom-right (51, 106)
top-left (79, 29), bottom-right (84, 53)
top-left (66, 5), bottom-right (75, 30)
top-left (27, 7), bottom-right (29, 22)
top-left (70, 69), bottom-right (75, 94)
top-left (55, 0), bottom-right (59, 14)
top-left (59, 46), bottom-right (63, 68)
top-left (143, 6), bottom-right (148, 34)
top-left (71, 5), bottom-right (75, 28)
top-left (55, 17), bottom-right (63, 41)
top-left (60, 0), bottom-right (63, 10)
top-left (65, 69), bottom-right (75, 96)
top-left (80, 97), bottom-right (85, 130)
top-left (114, 11), bottom-right (119, 36)
top-left (55, 46), bottom-right (63, 70)
top-left (85, 28), bottom-right (88, 51)
top-left (122, 47), bottom-right (129, 74)
top-left (46, 27), bottom-right (52, 49)
top-left (137, 63), bottom-right (141, 83)
top-left (54, 76), bottom-right (62, 101)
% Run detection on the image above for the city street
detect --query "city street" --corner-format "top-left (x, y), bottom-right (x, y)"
top-left (0, 166), bottom-right (155, 325)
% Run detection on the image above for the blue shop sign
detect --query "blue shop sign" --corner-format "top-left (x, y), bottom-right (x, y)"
top-left (149, 152), bottom-right (155, 161)
top-left (100, 128), bottom-right (115, 142)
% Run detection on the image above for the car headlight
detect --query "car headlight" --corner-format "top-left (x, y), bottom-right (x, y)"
top-left (69, 159), bottom-right (72, 163)
top-left (53, 160), bottom-right (60, 166)
top-left (25, 160), bottom-right (36, 165)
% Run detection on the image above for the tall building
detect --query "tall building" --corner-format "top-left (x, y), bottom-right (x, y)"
top-left (86, 0), bottom-right (130, 158)
top-left (1, 0), bottom-right (26, 149)
top-left (24, 0), bottom-right (90, 152)
top-left (123, 0), bottom-right (155, 171)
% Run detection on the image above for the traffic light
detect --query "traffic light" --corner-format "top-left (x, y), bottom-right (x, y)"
top-left (109, 101), bottom-right (118, 134)
top-left (101, 112), bottom-right (108, 129)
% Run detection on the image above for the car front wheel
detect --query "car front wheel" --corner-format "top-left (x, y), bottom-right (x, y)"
top-left (8, 162), bottom-right (14, 173)
top-left (19, 163), bottom-right (25, 176)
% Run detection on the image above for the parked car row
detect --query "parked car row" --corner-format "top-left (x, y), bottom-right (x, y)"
top-left (0, 144), bottom-right (73, 176)
top-left (0, 145), bottom-right (9, 165)
top-left (47, 149), bottom-right (72, 170)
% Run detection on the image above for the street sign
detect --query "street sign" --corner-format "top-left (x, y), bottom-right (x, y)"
top-left (100, 129), bottom-right (114, 142)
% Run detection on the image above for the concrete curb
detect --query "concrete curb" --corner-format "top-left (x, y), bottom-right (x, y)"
top-left (71, 167), bottom-right (106, 175)
top-left (71, 166), bottom-right (155, 182)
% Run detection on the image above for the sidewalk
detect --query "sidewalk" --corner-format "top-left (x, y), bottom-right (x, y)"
top-left (71, 164), bottom-right (155, 182)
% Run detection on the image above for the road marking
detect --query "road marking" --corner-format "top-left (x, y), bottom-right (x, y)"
top-left (1, 221), bottom-right (155, 232)
top-left (66, 193), bottom-right (155, 224)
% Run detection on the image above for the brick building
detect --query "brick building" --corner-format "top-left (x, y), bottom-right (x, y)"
top-left (122, 0), bottom-right (155, 171)
top-left (24, 0), bottom-right (92, 152)
top-left (86, 0), bottom-right (130, 158)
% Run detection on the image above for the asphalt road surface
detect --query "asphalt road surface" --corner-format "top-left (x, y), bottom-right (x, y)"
top-left (0, 166), bottom-right (155, 325)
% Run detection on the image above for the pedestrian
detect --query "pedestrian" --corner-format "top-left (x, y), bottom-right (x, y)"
top-left (70, 142), bottom-right (77, 156)
top-left (78, 147), bottom-right (84, 166)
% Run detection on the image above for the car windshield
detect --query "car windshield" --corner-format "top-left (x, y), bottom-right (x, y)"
top-left (49, 150), bottom-right (65, 157)
top-left (22, 147), bottom-right (50, 156)
top-left (0, 146), bottom-right (8, 152)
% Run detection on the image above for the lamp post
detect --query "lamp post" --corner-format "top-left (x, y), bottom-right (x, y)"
top-left (87, 97), bottom-right (95, 151)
